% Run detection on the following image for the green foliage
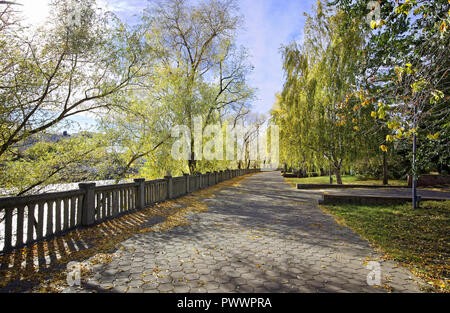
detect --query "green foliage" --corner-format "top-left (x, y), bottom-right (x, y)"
top-left (277, 0), bottom-right (449, 181)
top-left (0, 0), bottom-right (255, 194)
top-left (0, 0), bottom-right (147, 160)
top-left (334, 0), bottom-right (450, 175)
top-left (272, 2), bottom-right (370, 183)
top-left (417, 121), bottom-right (450, 175)
top-left (0, 134), bottom-right (108, 195)
top-left (131, 0), bottom-right (254, 175)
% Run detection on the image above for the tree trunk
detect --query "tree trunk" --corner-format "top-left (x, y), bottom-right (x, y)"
top-left (335, 168), bottom-right (342, 185)
top-left (334, 160), bottom-right (343, 184)
top-left (188, 160), bottom-right (196, 174)
top-left (188, 114), bottom-right (196, 174)
top-left (189, 150), bottom-right (196, 174)
top-left (383, 152), bottom-right (388, 185)
top-left (329, 163), bottom-right (333, 184)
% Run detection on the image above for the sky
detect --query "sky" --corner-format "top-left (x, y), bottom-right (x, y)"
top-left (16, 0), bottom-right (317, 117)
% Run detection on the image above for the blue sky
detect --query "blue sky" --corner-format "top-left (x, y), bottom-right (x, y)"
top-left (19, 0), bottom-right (317, 117)
top-left (236, 0), bottom-right (316, 113)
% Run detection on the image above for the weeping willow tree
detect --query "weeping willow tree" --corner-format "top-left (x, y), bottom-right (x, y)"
top-left (272, 1), bottom-right (370, 184)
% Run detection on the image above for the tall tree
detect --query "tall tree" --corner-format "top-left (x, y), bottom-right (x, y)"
top-left (0, 0), bottom-right (151, 194)
top-left (275, 1), bottom-right (367, 184)
top-left (142, 0), bottom-right (254, 174)
top-left (333, 0), bottom-right (449, 206)
top-left (0, 0), bottom-right (148, 161)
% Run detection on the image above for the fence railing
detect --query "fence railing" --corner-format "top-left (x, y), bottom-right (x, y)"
top-left (0, 168), bottom-right (260, 253)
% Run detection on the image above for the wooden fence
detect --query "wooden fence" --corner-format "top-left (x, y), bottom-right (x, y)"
top-left (0, 168), bottom-right (259, 253)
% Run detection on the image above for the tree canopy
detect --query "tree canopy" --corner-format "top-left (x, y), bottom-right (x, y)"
top-left (0, 0), bottom-right (258, 195)
top-left (272, 0), bottom-right (449, 183)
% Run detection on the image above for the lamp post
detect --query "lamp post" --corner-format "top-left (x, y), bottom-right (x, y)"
top-left (412, 105), bottom-right (418, 209)
top-left (412, 132), bottom-right (417, 209)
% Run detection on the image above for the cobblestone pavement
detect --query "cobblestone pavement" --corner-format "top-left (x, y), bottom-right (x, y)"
top-left (64, 171), bottom-right (423, 293)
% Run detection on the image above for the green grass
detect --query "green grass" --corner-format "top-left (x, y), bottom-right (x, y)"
top-left (285, 174), bottom-right (407, 187)
top-left (321, 201), bottom-right (450, 292)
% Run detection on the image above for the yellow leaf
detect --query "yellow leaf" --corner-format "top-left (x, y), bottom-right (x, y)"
top-left (440, 21), bottom-right (447, 33)
top-left (427, 132), bottom-right (440, 140)
top-left (370, 20), bottom-right (377, 29)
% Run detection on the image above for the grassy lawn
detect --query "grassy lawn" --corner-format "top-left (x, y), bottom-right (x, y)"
top-left (321, 201), bottom-right (449, 292)
top-left (285, 174), bottom-right (407, 188)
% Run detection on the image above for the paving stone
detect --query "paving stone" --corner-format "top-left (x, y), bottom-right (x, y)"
top-left (114, 285), bottom-right (129, 293)
top-left (185, 273), bottom-right (200, 280)
top-left (158, 283), bottom-right (174, 292)
top-left (174, 285), bottom-right (191, 293)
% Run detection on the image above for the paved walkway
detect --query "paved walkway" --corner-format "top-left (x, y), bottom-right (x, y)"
top-left (64, 171), bottom-right (423, 293)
